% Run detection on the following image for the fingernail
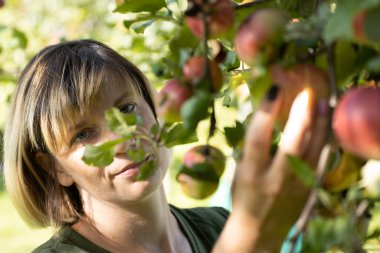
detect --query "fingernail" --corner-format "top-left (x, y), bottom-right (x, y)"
top-left (266, 84), bottom-right (279, 101)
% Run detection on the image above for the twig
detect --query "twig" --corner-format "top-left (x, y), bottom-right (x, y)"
top-left (234, 0), bottom-right (272, 10)
top-left (288, 143), bottom-right (334, 252)
top-left (288, 39), bottom-right (338, 253)
top-left (327, 42), bottom-right (338, 109)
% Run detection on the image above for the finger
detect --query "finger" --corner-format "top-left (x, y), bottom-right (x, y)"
top-left (268, 88), bottom-right (315, 191)
top-left (304, 100), bottom-right (331, 167)
top-left (242, 85), bottom-right (283, 173)
top-left (278, 88), bottom-right (315, 157)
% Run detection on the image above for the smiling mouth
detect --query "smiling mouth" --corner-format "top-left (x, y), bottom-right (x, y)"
top-left (115, 155), bottom-right (153, 176)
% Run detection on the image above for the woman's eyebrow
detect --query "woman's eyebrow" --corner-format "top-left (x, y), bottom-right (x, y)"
top-left (68, 91), bottom-right (137, 133)
top-left (114, 91), bottom-right (136, 105)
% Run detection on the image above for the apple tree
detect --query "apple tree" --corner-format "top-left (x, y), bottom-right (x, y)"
top-left (82, 0), bottom-right (380, 252)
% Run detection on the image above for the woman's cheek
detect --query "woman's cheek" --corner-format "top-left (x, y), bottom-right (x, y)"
top-left (159, 146), bottom-right (172, 172)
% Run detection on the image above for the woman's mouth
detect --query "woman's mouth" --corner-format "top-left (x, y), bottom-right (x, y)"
top-left (114, 155), bottom-right (152, 177)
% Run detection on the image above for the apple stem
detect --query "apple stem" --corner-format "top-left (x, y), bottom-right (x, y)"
top-left (198, 1), bottom-right (217, 142)
top-left (312, 0), bottom-right (322, 14)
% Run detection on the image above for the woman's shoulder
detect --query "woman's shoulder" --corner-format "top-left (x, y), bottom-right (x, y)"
top-left (171, 204), bottom-right (229, 220)
top-left (31, 228), bottom-right (76, 253)
top-left (170, 204), bottom-right (229, 232)
top-left (170, 205), bottom-right (230, 252)
top-left (31, 226), bottom-right (109, 253)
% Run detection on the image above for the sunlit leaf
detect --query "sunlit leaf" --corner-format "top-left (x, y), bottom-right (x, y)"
top-left (222, 94), bottom-right (232, 108)
top-left (105, 107), bottom-right (142, 137)
top-left (82, 139), bottom-right (125, 167)
top-left (162, 123), bottom-right (198, 147)
top-left (114, 0), bottom-right (166, 13)
top-left (12, 28), bottom-right (28, 49)
top-left (137, 160), bottom-right (156, 180)
top-left (126, 148), bottom-right (146, 163)
top-left (224, 121), bottom-right (245, 147)
top-left (181, 92), bottom-right (212, 129)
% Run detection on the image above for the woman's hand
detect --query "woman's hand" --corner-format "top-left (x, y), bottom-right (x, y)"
top-left (214, 85), bottom-right (330, 253)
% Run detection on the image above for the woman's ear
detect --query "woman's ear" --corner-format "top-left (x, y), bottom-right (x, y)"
top-left (35, 152), bottom-right (74, 187)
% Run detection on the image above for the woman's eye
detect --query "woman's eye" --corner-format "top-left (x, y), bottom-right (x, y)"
top-left (72, 129), bottom-right (94, 143)
top-left (119, 103), bottom-right (136, 114)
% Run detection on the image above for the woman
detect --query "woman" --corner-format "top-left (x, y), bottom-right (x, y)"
top-left (3, 39), bottom-right (329, 252)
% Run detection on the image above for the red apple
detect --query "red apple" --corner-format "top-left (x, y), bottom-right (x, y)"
top-left (183, 56), bottom-right (224, 92)
top-left (185, 0), bottom-right (234, 38)
top-left (270, 64), bottom-right (330, 127)
top-left (234, 8), bottom-right (289, 66)
top-left (177, 173), bottom-right (219, 199)
top-left (156, 79), bottom-right (192, 123)
top-left (177, 145), bottom-right (226, 199)
top-left (333, 87), bottom-right (380, 160)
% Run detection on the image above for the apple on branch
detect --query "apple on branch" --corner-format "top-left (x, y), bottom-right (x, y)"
top-left (269, 63), bottom-right (330, 127)
top-left (156, 79), bottom-right (192, 124)
top-left (177, 145), bottom-right (226, 199)
top-left (333, 86), bottom-right (380, 161)
top-left (185, 0), bottom-right (234, 38)
top-left (234, 8), bottom-right (289, 66)
top-left (183, 56), bottom-right (224, 92)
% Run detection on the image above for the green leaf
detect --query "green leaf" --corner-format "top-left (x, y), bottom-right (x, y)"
top-left (123, 15), bottom-right (152, 29)
top-left (181, 92), bottom-right (212, 129)
top-left (162, 123), bottom-right (198, 147)
top-left (222, 94), bottom-right (232, 108)
top-left (105, 107), bottom-right (142, 137)
top-left (334, 41), bottom-right (358, 86)
top-left (137, 160), bottom-right (156, 180)
top-left (132, 20), bottom-right (154, 34)
top-left (278, 0), bottom-right (314, 18)
top-left (82, 139), bottom-right (125, 167)
top-left (366, 55), bottom-right (380, 72)
top-left (286, 155), bottom-right (316, 188)
top-left (324, 0), bottom-right (380, 44)
top-left (224, 121), bottom-right (245, 147)
top-left (126, 148), bottom-right (146, 163)
top-left (302, 215), bottom-right (352, 252)
top-left (324, 1), bottom-right (356, 44)
top-left (12, 28), bottom-right (28, 49)
top-left (364, 7), bottom-right (380, 43)
top-left (178, 164), bottom-right (220, 182)
top-left (114, 0), bottom-right (166, 13)
top-left (248, 68), bottom-right (271, 108)
top-left (222, 51), bottom-right (240, 71)
top-left (150, 123), bottom-right (159, 137)
top-left (316, 189), bottom-right (333, 209)
top-left (169, 26), bottom-right (199, 61)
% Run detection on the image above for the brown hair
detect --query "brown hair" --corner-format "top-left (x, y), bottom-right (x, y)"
top-left (3, 39), bottom-right (156, 227)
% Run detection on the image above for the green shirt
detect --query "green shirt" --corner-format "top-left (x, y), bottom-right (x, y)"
top-left (32, 205), bottom-right (229, 253)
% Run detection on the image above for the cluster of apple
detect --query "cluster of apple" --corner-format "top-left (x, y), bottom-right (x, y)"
top-left (155, 0), bottom-right (380, 199)
top-left (156, 0), bottom-right (234, 199)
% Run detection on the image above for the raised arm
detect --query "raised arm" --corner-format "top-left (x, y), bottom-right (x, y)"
top-left (213, 85), bottom-right (329, 252)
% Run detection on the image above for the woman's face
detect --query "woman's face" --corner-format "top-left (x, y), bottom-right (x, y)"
top-left (52, 74), bottom-right (171, 208)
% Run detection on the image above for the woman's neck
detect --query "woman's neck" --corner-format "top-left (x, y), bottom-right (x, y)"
top-left (72, 186), bottom-right (191, 253)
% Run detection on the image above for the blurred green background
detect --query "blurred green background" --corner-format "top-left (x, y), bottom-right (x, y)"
top-left (0, 1), bottom-right (235, 252)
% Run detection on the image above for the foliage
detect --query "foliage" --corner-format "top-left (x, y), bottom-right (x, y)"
top-left (2, 0), bottom-right (380, 251)
top-left (80, 0), bottom-right (380, 252)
